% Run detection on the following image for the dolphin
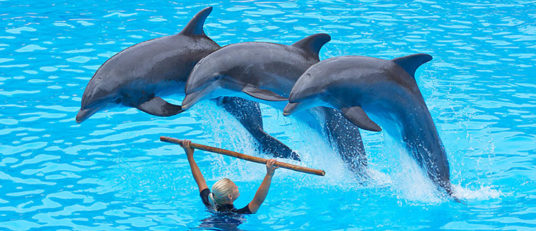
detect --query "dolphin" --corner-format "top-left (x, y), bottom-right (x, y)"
top-left (284, 54), bottom-right (456, 197)
top-left (76, 7), bottom-right (298, 160)
top-left (182, 34), bottom-right (368, 175)
top-left (76, 7), bottom-right (219, 122)
top-left (182, 34), bottom-right (331, 107)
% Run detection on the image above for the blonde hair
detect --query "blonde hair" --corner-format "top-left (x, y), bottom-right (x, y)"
top-left (208, 178), bottom-right (235, 209)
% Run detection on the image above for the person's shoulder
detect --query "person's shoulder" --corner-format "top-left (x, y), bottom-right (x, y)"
top-left (235, 204), bottom-right (252, 214)
top-left (200, 188), bottom-right (211, 207)
top-left (200, 188), bottom-right (210, 195)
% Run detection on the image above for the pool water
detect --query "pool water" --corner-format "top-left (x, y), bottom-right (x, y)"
top-left (1, 0), bottom-right (535, 230)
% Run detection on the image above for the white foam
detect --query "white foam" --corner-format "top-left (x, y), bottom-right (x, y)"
top-left (363, 168), bottom-right (392, 188)
top-left (370, 134), bottom-right (500, 203)
top-left (392, 151), bottom-right (444, 203)
top-left (452, 184), bottom-right (501, 201)
top-left (365, 135), bottom-right (445, 203)
top-left (192, 101), bottom-right (261, 182)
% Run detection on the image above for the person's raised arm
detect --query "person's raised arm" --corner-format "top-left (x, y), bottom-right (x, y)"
top-left (248, 159), bottom-right (278, 213)
top-left (181, 140), bottom-right (208, 192)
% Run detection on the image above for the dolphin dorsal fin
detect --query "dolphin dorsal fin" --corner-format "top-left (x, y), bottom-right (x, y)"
top-left (179, 7), bottom-right (213, 36)
top-left (341, 106), bottom-right (382, 132)
top-left (392, 53), bottom-right (433, 77)
top-left (292, 33), bottom-right (331, 59)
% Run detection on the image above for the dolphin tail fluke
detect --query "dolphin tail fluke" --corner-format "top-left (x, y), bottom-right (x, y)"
top-left (257, 130), bottom-right (301, 161)
top-left (443, 182), bottom-right (463, 203)
top-left (452, 194), bottom-right (462, 203)
top-left (292, 33), bottom-right (331, 59)
top-left (217, 97), bottom-right (300, 161)
top-left (341, 106), bottom-right (381, 132)
top-left (179, 6), bottom-right (213, 36)
top-left (137, 97), bottom-right (183, 117)
top-left (392, 53), bottom-right (433, 77)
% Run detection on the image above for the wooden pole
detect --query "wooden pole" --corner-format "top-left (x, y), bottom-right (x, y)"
top-left (160, 136), bottom-right (325, 176)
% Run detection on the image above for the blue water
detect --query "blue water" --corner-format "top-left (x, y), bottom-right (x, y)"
top-left (1, 0), bottom-right (535, 230)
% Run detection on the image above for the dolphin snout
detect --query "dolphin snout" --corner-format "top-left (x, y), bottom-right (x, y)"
top-left (182, 80), bottom-right (219, 110)
top-left (283, 103), bottom-right (300, 116)
top-left (76, 108), bottom-right (91, 123)
top-left (181, 96), bottom-right (194, 110)
top-left (182, 90), bottom-right (204, 111)
top-left (76, 105), bottom-right (102, 123)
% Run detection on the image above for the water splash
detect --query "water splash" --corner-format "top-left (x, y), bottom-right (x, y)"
top-left (190, 100), bottom-right (264, 183)
top-left (372, 135), bottom-right (445, 203)
top-left (372, 134), bottom-right (501, 204)
top-left (452, 184), bottom-right (501, 201)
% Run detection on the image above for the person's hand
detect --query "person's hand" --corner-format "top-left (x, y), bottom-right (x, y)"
top-left (266, 159), bottom-right (278, 176)
top-left (180, 140), bottom-right (194, 156)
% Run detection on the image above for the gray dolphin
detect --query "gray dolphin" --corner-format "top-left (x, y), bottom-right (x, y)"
top-left (182, 34), bottom-right (368, 175)
top-left (76, 7), bottom-right (219, 123)
top-left (284, 54), bottom-right (457, 198)
top-left (76, 7), bottom-right (298, 160)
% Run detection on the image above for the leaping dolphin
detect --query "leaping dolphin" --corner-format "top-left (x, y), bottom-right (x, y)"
top-left (284, 54), bottom-right (457, 198)
top-left (77, 7), bottom-right (219, 122)
top-left (182, 34), bottom-right (368, 175)
top-left (76, 7), bottom-right (298, 160)
top-left (182, 34), bottom-right (331, 107)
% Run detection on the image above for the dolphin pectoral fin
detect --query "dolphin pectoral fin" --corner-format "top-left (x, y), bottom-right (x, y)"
top-left (242, 85), bottom-right (288, 101)
top-left (136, 97), bottom-right (183, 117)
top-left (392, 53), bottom-right (433, 77)
top-left (341, 106), bottom-right (382, 132)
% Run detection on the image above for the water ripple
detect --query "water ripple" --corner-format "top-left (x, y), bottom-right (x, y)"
top-left (15, 44), bottom-right (47, 52)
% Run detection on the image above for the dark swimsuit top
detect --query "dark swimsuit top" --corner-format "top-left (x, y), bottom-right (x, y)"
top-left (200, 188), bottom-right (252, 214)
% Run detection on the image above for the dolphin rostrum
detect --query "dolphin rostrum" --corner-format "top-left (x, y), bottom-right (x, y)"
top-left (76, 7), bottom-right (298, 160)
top-left (182, 34), bottom-right (369, 174)
top-left (284, 54), bottom-right (457, 198)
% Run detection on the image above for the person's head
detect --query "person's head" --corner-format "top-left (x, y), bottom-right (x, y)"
top-left (208, 178), bottom-right (240, 208)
